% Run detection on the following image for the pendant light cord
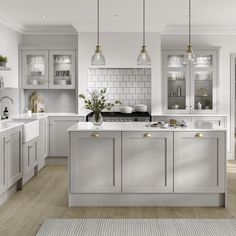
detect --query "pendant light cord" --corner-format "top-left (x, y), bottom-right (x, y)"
top-left (188, 0), bottom-right (191, 46)
top-left (143, 0), bottom-right (145, 46)
top-left (97, 0), bottom-right (100, 46)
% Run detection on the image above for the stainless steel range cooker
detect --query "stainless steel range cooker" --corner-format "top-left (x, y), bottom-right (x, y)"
top-left (86, 112), bottom-right (151, 122)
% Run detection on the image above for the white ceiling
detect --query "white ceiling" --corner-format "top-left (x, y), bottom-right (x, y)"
top-left (0, 0), bottom-right (236, 33)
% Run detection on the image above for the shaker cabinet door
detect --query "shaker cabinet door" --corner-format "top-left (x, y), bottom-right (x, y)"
top-left (49, 117), bottom-right (79, 157)
top-left (174, 131), bottom-right (226, 193)
top-left (38, 117), bottom-right (48, 161)
top-left (7, 127), bottom-right (22, 187)
top-left (23, 139), bottom-right (37, 176)
top-left (49, 51), bottom-right (76, 89)
top-left (70, 131), bottom-right (121, 193)
top-left (122, 131), bottom-right (173, 193)
top-left (22, 51), bottom-right (49, 89)
top-left (0, 132), bottom-right (7, 195)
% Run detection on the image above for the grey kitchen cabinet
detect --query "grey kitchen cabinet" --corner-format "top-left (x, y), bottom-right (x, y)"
top-left (7, 126), bottom-right (22, 188)
top-left (38, 117), bottom-right (48, 161)
top-left (162, 49), bottom-right (218, 114)
top-left (21, 50), bottom-right (76, 89)
top-left (70, 131), bottom-right (121, 193)
top-left (174, 131), bottom-right (226, 193)
top-left (0, 132), bottom-right (7, 195)
top-left (23, 138), bottom-right (38, 178)
top-left (49, 117), bottom-right (79, 157)
top-left (122, 131), bottom-right (173, 193)
top-left (22, 50), bottom-right (49, 89)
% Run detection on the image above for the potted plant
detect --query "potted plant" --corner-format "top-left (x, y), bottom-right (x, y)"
top-left (79, 88), bottom-right (121, 126)
top-left (0, 55), bottom-right (8, 67)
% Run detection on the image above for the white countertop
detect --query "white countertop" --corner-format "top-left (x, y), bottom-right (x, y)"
top-left (11, 112), bottom-right (79, 120)
top-left (0, 120), bottom-right (23, 132)
top-left (0, 113), bottom-right (78, 133)
top-left (68, 122), bottom-right (227, 132)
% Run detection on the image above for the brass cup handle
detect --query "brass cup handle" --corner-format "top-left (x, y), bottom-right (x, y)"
top-left (195, 133), bottom-right (203, 138)
top-left (91, 133), bottom-right (100, 138)
top-left (5, 140), bottom-right (10, 143)
top-left (143, 133), bottom-right (151, 138)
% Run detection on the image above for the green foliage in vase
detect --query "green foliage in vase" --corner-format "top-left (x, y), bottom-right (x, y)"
top-left (0, 55), bottom-right (8, 63)
top-left (79, 88), bottom-right (122, 113)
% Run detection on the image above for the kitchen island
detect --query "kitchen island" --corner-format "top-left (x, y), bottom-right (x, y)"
top-left (68, 122), bottom-right (226, 207)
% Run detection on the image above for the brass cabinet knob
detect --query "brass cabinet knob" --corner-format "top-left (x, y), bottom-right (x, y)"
top-left (143, 133), bottom-right (151, 138)
top-left (91, 133), bottom-right (100, 138)
top-left (195, 133), bottom-right (203, 138)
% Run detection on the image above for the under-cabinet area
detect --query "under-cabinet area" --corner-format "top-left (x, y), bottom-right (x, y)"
top-left (68, 123), bottom-right (226, 207)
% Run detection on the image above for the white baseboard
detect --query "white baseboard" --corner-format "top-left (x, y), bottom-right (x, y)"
top-left (46, 156), bottom-right (68, 166)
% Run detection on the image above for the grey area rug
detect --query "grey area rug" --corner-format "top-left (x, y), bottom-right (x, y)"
top-left (36, 219), bottom-right (236, 236)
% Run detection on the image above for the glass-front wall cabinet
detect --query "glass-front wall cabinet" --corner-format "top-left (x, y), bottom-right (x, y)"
top-left (22, 51), bottom-right (49, 89)
top-left (22, 50), bottom-right (75, 89)
top-left (163, 50), bottom-right (217, 114)
top-left (49, 51), bottom-right (75, 89)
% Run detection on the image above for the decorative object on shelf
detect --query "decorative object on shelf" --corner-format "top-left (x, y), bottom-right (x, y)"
top-left (197, 88), bottom-right (208, 97)
top-left (176, 85), bottom-right (182, 96)
top-left (197, 101), bottom-right (202, 110)
top-left (205, 99), bottom-right (211, 109)
top-left (182, 0), bottom-right (197, 65)
top-left (30, 91), bottom-right (42, 113)
top-left (0, 55), bottom-right (8, 67)
top-left (172, 104), bottom-right (179, 109)
top-left (79, 88), bottom-right (121, 126)
top-left (91, 0), bottom-right (105, 65)
top-left (137, 0), bottom-right (151, 65)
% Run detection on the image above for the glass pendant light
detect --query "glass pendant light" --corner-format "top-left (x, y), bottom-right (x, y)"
top-left (91, 0), bottom-right (105, 65)
top-left (137, 0), bottom-right (151, 65)
top-left (183, 0), bottom-right (197, 65)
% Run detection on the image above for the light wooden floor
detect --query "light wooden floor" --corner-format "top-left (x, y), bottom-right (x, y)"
top-left (0, 162), bottom-right (236, 236)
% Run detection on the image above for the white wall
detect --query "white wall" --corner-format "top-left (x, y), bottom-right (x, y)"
top-left (21, 35), bottom-right (78, 49)
top-left (78, 32), bottom-right (161, 115)
top-left (0, 23), bottom-right (23, 116)
top-left (0, 23), bottom-right (22, 88)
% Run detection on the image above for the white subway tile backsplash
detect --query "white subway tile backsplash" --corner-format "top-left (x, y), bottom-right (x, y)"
top-left (135, 88), bottom-right (142, 94)
top-left (142, 87), bottom-right (148, 93)
top-left (126, 82), bottom-right (132, 87)
top-left (138, 94), bottom-right (145, 100)
top-left (138, 82), bottom-right (145, 87)
top-left (123, 88), bottom-right (130, 93)
top-left (88, 68), bottom-right (151, 110)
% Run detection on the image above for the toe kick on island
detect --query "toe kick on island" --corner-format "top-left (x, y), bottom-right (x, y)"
top-left (68, 122), bottom-right (227, 207)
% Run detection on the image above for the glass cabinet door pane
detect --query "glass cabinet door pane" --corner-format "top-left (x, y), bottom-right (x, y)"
top-left (193, 71), bottom-right (213, 110)
top-left (26, 54), bottom-right (47, 86)
top-left (167, 55), bottom-right (184, 68)
top-left (194, 54), bottom-right (213, 68)
top-left (53, 55), bottom-right (72, 86)
top-left (167, 71), bottom-right (186, 110)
